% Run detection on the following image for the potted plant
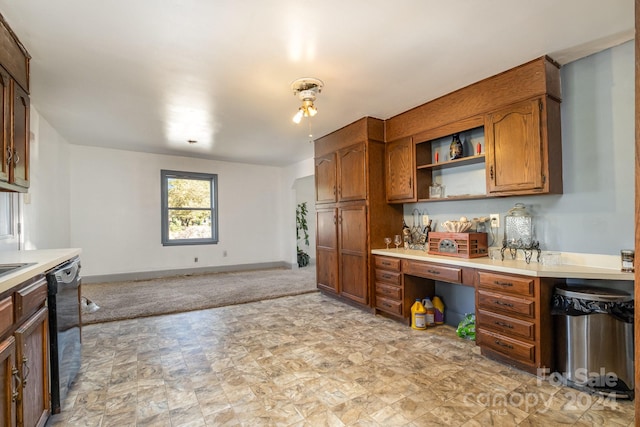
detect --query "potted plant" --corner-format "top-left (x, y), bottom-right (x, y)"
top-left (296, 202), bottom-right (310, 267)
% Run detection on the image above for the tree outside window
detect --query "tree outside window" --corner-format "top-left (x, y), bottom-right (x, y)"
top-left (161, 170), bottom-right (218, 245)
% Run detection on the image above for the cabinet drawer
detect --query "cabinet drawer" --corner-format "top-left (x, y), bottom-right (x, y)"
top-left (375, 282), bottom-right (402, 300)
top-left (478, 272), bottom-right (534, 297)
top-left (375, 269), bottom-right (401, 286)
top-left (478, 328), bottom-right (536, 365)
top-left (477, 309), bottom-right (535, 341)
top-left (0, 296), bottom-right (13, 336)
top-left (15, 278), bottom-right (47, 320)
top-left (478, 290), bottom-right (535, 318)
top-left (376, 296), bottom-right (402, 316)
top-left (374, 256), bottom-right (401, 272)
top-left (402, 260), bottom-right (461, 283)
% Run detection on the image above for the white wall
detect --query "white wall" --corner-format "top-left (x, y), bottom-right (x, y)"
top-left (22, 107), bottom-right (71, 249)
top-left (70, 145), bottom-right (288, 276)
top-left (404, 40), bottom-right (635, 255)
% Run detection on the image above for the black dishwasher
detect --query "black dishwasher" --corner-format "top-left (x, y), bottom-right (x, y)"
top-left (46, 257), bottom-right (81, 414)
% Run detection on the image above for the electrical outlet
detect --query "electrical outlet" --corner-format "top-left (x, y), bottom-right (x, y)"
top-left (422, 214), bottom-right (430, 226)
top-left (194, 257), bottom-right (198, 263)
top-left (490, 214), bottom-right (500, 228)
top-left (223, 250), bottom-right (228, 257)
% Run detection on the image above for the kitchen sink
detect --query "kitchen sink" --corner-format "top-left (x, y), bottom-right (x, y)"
top-left (0, 263), bottom-right (34, 278)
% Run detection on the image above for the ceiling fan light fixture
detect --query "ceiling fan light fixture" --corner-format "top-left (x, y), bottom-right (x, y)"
top-left (291, 77), bottom-right (324, 124)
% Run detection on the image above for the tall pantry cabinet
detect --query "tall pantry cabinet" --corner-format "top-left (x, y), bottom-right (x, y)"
top-left (314, 117), bottom-right (403, 308)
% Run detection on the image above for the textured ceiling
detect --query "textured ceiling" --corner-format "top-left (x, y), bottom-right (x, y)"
top-left (0, 0), bottom-right (634, 166)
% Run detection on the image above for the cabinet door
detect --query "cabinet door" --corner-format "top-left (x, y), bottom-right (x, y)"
top-left (0, 336), bottom-right (16, 427)
top-left (315, 154), bottom-right (337, 204)
top-left (385, 137), bottom-right (415, 203)
top-left (337, 143), bottom-right (367, 202)
top-left (338, 204), bottom-right (368, 305)
top-left (15, 307), bottom-right (49, 427)
top-left (0, 71), bottom-right (10, 183)
top-left (485, 98), bottom-right (543, 194)
top-left (316, 207), bottom-right (338, 294)
top-left (11, 83), bottom-right (29, 189)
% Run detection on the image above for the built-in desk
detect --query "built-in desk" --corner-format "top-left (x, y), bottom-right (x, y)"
top-left (371, 248), bottom-right (633, 374)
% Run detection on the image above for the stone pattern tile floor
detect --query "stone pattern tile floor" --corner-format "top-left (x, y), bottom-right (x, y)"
top-left (48, 292), bottom-right (635, 426)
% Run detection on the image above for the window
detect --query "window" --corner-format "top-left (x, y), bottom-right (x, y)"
top-left (161, 170), bottom-right (218, 246)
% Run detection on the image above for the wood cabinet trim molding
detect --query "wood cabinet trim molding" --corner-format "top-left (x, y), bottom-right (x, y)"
top-left (385, 56), bottom-right (560, 142)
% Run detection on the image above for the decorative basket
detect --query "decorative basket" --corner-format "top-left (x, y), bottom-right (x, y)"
top-left (427, 232), bottom-right (488, 258)
top-left (441, 220), bottom-right (473, 233)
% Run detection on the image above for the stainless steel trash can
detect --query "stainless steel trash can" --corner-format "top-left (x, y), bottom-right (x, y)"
top-left (553, 285), bottom-right (634, 399)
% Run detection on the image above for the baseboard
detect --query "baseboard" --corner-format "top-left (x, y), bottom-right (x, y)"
top-left (82, 261), bottom-right (292, 284)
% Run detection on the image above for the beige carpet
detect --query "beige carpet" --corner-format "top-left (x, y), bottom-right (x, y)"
top-left (81, 267), bottom-right (317, 324)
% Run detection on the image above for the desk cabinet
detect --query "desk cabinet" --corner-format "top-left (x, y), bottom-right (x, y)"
top-left (371, 254), bottom-right (560, 375)
top-left (374, 256), bottom-right (403, 318)
top-left (476, 271), bottom-right (556, 374)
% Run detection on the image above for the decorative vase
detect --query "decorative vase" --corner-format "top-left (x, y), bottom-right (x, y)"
top-left (449, 133), bottom-right (463, 160)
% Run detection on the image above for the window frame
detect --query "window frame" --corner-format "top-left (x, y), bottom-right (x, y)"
top-left (161, 169), bottom-right (219, 246)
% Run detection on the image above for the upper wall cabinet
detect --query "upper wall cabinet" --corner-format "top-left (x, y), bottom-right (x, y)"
top-left (0, 15), bottom-right (31, 193)
top-left (315, 142), bottom-right (368, 204)
top-left (384, 56), bottom-right (562, 203)
top-left (485, 96), bottom-right (562, 195)
top-left (385, 137), bottom-right (415, 203)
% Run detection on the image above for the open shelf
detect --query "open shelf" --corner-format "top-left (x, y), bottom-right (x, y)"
top-left (417, 193), bottom-right (489, 203)
top-left (417, 154), bottom-right (485, 171)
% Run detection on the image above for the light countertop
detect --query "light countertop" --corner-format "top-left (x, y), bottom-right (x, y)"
top-left (0, 248), bottom-right (82, 293)
top-left (371, 248), bottom-right (634, 281)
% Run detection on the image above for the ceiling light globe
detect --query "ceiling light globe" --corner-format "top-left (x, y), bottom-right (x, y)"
top-left (292, 109), bottom-right (303, 124)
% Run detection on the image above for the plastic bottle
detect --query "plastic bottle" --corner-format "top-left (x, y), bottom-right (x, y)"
top-left (410, 299), bottom-right (427, 330)
top-left (432, 296), bottom-right (445, 325)
top-left (421, 298), bottom-right (435, 326)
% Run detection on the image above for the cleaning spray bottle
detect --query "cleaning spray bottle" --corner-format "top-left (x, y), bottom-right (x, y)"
top-left (411, 299), bottom-right (427, 330)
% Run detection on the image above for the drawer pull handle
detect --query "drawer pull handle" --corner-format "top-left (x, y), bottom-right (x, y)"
top-left (427, 269), bottom-right (440, 275)
top-left (494, 281), bottom-right (513, 287)
top-left (494, 300), bottom-right (514, 308)
top-left (382, 274), bottom-right (392, 279)
top-left (495, 340), bottom-right (514, 350)
top-left (382, 262), bottom-right (391, 266)
top-left (495, 321), bottom-right (514, 329)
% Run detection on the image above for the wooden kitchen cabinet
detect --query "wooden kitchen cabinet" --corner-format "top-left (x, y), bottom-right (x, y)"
top-left (337, 204), bottom-right (368, 304)
top-left (314, 154), bottom-right (337, 204)
top-left (314, 117), bottom-right (403, 309)
top-left (315, 142), bottom-right (368, 204)
top-left (384, 56), bottom-right (562, 202)
top-left (385, 137), bottom-right (415, 203)
top-left (337, 143), bottom-right (367, 202)
top-left (15, 307), bottom-right (48, 427)
top-left (373, 256), bottom-right (403, 319)
top-left (0, 336), bottom-right (17, 427)
top-left (315, 201), bottom-right (369, 304)
top-left (0, 276), bottom-right (50, 427)
top-left (485, 96), bottom-right (562, 195)
top-left (476, 270), bottom-right (557, 374)
top-left (316, 207), bottom-right (339, 294)
top-left (0, 14), bottom-right (31, 193)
